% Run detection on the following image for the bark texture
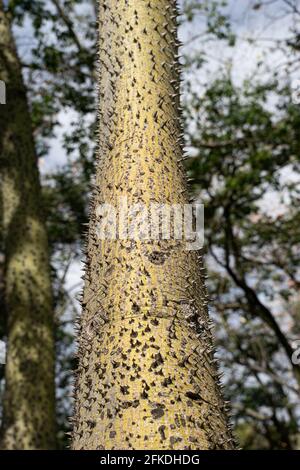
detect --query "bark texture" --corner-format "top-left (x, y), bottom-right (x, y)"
top-left (72, 0), bottom-right (234, 450)
top-left (0, 1), bottom-right (56, 449)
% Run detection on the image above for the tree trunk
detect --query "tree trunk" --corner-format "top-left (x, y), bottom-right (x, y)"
top-left (0, 1), bottom-right (56, 449)
top-left (72, 0), bottom-right (233, 450)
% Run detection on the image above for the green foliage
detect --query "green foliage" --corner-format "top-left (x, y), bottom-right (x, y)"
top-left (182, 0), bottom-right (233, 42)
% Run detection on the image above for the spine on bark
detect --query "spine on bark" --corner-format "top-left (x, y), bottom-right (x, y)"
top-left (72, 0), bottom-right (234, 450)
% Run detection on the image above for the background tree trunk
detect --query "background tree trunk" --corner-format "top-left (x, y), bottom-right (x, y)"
top-left (72, 0), bottom-right (234, 450)
top-left (0, 0), bottom-right (56, 449)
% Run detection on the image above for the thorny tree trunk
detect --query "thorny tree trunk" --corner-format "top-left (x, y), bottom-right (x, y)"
top-left (0, 1), bottom-right (56, 449)
top-left (72, 0), bottom-right (234, 450)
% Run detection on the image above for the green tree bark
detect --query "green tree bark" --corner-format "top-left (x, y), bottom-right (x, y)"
top-left (0, 0), bottom-right (56, 449)
top-left (72, 0), bottom-right (233, 450)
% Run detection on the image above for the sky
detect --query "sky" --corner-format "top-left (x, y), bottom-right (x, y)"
top-left (181, 0), bottom-right (296, 85)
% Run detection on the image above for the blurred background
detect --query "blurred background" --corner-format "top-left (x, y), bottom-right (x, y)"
top-left (0, 0), bottom-right (300, 449)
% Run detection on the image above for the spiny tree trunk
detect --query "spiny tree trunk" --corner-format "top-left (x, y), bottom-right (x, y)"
top-left (0, 1), bottom-right (56, 449)
top-left (72, 0), bottom-right (234, 450)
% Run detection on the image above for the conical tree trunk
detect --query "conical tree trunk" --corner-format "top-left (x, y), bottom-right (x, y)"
top-left (72, 0), bottom-right (233, 450)
top-left (0, 1), bottom-right (56, 449)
